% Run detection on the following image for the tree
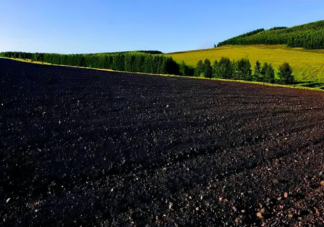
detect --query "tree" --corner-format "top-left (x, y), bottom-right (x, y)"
top-left (215, 57), bottom-right (233, 79)
top-left (203, 59), bottom-right (212, 78)
top-left (261, 62), bottom-right (269, 76)
top-left (125, 54), bottom-right (134, 72)
top-left (180, 61), bottom-right (187, 76)
top-left (263, 63), bottom-right (275, 83)
top-left (134, 55), bottom-right (145, 72)
top-left (79, 56), bottom-right (85, 67)
top-left (144, 54), bottom-right (154, 73)
top-left (164, 57), bottom-right (179, 75)
top-left (278, 62), bottom-right (294, 84)
top-left (254, 61), bottom-right (261, 80)
top-left (179, 61), bottom-right (194, 76)
top-left (195, 60), bottom-right (204, 77)
top-left (156, 56), bottom-right (165, 74)
top-left (212, 60), bottom-right (218, 78)
top-left (235, 58), bottom-right (252, 80)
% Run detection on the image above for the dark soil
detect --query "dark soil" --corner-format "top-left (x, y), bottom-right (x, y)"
top-left (1, 58), bottom-right (324, 226)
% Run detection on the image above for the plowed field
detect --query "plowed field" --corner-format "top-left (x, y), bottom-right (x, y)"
top-left (1, 59), bottom-right (324, 226)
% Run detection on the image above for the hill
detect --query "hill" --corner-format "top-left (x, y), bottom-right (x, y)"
top-left (217, 20), bottom-right (324, 49)
top-left (167, 45), bottom-right (324, 83)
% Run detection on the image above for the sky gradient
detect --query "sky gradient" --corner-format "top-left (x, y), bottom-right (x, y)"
top-left (1, 0), bottom-right (324, 54)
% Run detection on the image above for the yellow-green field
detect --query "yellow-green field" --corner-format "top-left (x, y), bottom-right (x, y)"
top-left (167, 45), bottom-right (324, 82)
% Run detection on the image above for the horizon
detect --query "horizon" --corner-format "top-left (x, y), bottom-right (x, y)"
top-left (1, 0), bottom-right (324, 54)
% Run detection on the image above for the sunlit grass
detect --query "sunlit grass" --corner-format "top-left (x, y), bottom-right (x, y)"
top-left (167, 45), bottom-right (324, 82)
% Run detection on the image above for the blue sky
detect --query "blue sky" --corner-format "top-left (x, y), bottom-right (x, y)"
top-left (1, 0), bottom-right (324, 54)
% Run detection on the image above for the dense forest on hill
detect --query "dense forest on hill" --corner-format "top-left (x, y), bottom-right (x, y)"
top-left (217, 20), bottom-right (324, 49)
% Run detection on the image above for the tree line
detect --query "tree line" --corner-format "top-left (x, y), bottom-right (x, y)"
top-left (268, 27), bottom-right (287, 31)
top-left (217, 20), bottom-right (324, 49)
top-left (0, 51), bottom-right (184, 75)
top-left (195, 57), bottom-right (294, 84)
top-left (0, 52), bottom-right (294, 84)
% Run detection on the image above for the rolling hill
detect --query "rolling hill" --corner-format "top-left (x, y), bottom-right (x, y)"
top-left (217, 20), bottom-right (324, 49)
top-left (167, 45), bottom-right (324, 82)
top-left (167, 45), bottom-right (324, 83)
top-left (168, 20), bottom-right (324, 83)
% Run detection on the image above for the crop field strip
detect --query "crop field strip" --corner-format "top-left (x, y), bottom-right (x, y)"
top-left (167, 45), bottom-right (324, 83)
top-left (1, 58), bottom-right (324, 226)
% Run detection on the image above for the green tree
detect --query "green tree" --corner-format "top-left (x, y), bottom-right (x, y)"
top-left (212, 60), bottom-right (219, 78)
top-left (263, 63), bottom-right (275, 83)
top-left (261, 62), bottom-right (269, 76)
top-left (125, 54), bottom-right (134, 72)
top-left (144, 54), bottom-right (153, 73)
top-left (180, 61), bottom-right (187, 76)
top-left (235, 58), bottom-right (252, 80)
top-left (254, 61), bottom-right (261, 80)
top-left (134, 55), bottom-right (145, 72)
top-left (164, 57), bottom-right (179, 75)
top-left (278, 62), bottom-right (294, 84)
top-left (195, 60), bottom-right (204, 77)
top-left (203, 59), bottom-right (212, 78)
top-left (179, 61), bottom-right (194, 76)
top-left (157, 57), bottom-right (167, 74)
top-left (215, 57), bottom-right (233, 79)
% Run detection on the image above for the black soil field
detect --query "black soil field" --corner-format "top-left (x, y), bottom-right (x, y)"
top-left (2, 58), bottom-right (324, 226)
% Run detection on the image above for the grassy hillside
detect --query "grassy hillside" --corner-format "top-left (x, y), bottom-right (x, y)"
top-left (167, 45), bottom-right (324, 82)
top-left (217, 20), bottom-right (324, 49)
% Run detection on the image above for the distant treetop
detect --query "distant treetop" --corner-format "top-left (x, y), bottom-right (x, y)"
top-left (268, 27), bottom-right (287, 31)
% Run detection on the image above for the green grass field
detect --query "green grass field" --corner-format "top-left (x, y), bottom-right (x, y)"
top-left (167, 45), bottom-right (324, 83)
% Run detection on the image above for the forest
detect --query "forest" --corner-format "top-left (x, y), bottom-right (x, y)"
top-left (0, 51), bottom-right (182, 75)
top-left (217, 20), bottom-right (324, 49)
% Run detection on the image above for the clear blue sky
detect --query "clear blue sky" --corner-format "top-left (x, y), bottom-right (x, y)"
top-left (1, 0), bottom-right (324, 54)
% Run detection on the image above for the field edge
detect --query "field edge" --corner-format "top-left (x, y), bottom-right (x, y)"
top-left (1, 56), bottom-right (324, 93)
